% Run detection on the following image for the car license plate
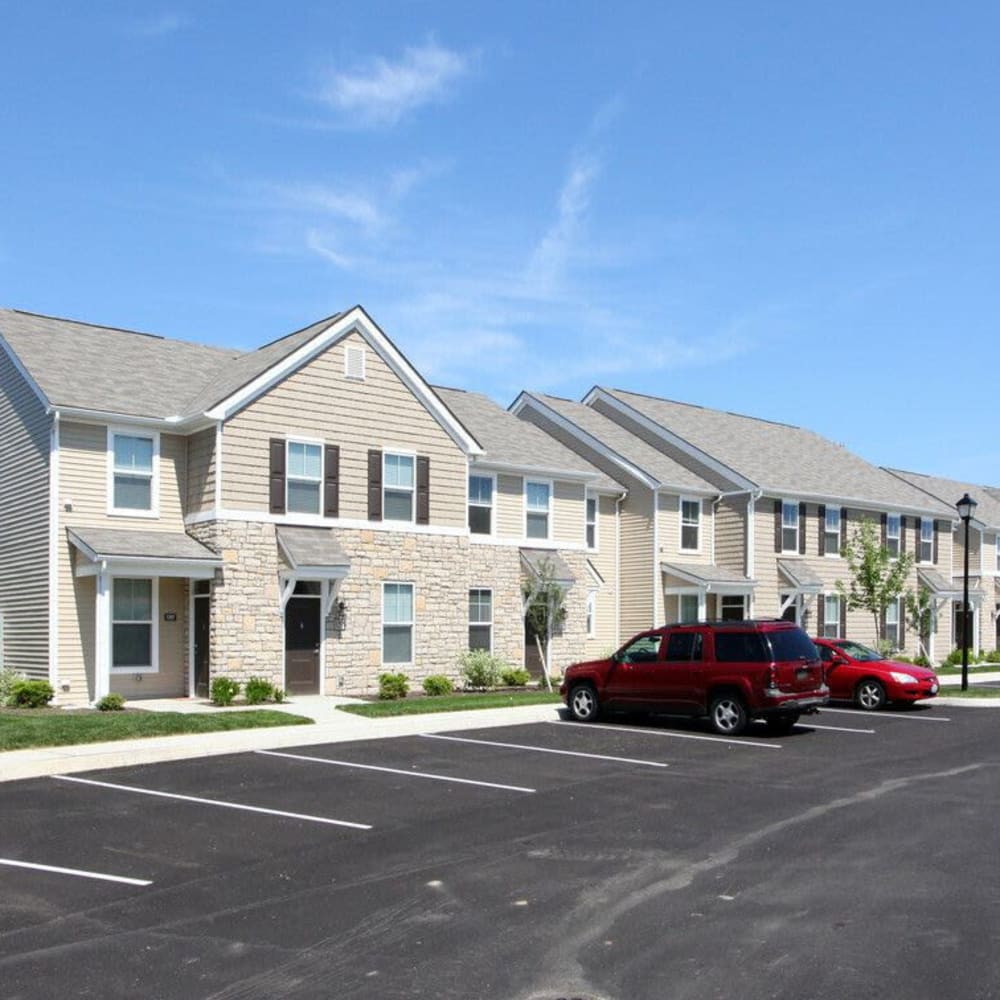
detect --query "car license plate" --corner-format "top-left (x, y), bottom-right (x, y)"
top-left (796, 668), bottom-right (810, 680)
top-left (931, 683), bottom-right (939, 693)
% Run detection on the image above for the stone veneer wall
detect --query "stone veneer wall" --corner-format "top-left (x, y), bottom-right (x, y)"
top-left (188, 519), bottom-right (591, 696)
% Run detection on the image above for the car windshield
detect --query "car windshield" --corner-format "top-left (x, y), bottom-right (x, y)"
top-left (834, 640), bottom-right (884, 662)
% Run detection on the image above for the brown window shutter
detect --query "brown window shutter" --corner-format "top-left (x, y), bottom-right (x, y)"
top-left (367, 449), bottom-right (382, 521)
top-left (324, 444), bottom-right (340, 518)
top-left (818, 504), bottom-right (826, 556)
top-left (933, 521), bottom-right (939, 564)
top-left (415, 456), bottom-right (430, 525)
top-left (881, 512), bottom-right (887, 545)
top-left (899, 600), bottom-right (906, 647)
top-left (839, 597), bottom-right (847, 637)
top-left (774, 499), bottom-right (782, 552)
top-left (799, 502), bottom-right (807, 555)
top-left (817, 595), bottom-right (825, 633)
top-left (915, 517), bottom-right (921, 559)
top-left (269, 438), bottom-right (286, 515)
top-left (841, 508), bottom-right (848, 551)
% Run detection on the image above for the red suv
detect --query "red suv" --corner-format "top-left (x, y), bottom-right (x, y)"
top-left (560, 620), bottom-right (828, 736)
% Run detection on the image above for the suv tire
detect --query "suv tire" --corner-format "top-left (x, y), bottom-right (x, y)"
top-left (709, 693), bottom-right (748, 736)
top-left (568, 683), bottom-right (601, 722)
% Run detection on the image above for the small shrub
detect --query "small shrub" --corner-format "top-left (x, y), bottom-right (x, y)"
top-left (912, 655), bottom-right (931, 668)
top-left (210, 676), bottom-right (241, 707)
top-left (422, 674), bottom-right (454, 696)
top-left (96, 692), bottom-right (126, 712)
top-left (0, 668), bottom-right (27, 705)
top-left (986, 650), bottom-right (1000, 664)
top-left (9, 679), bottom-right (55, 709)
top-left (244, 676), bottom-right (274, 705)
top-left (500, 667), bottom-right (531, 687)
top-left (378, 672), bottom-right (409, 700)
top-left (273, 687), bottom-right (286, 703)
top-left (459, 649), bottom-right (505, 690)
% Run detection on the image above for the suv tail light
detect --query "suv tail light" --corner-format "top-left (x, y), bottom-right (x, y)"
top-left (765, 663), bottom-right (780, 696)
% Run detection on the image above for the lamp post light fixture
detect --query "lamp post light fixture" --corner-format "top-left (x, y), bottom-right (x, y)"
top-left (955, 492), bottom-right (978, 692)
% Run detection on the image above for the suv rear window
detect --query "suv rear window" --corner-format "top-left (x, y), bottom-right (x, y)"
top-left (714, 632), bottom-right (769, 662)
top-left (765, 629), bottom-right (818, 661)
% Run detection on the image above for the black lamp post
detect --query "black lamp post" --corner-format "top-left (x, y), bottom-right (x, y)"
top-left (956, 492), bottom-right (977, 692)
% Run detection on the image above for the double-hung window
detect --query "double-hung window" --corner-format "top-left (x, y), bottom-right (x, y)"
top-left (919, 518), bottom-right (934, 563)
top-left (469, 475), bottom-right (494, 535)
top-left (824, 507), bottom-right (841, 556)
top-left (384, 453), bottom-right (415, 522)
top-left (782, 501), bottom-right (799, 552)
top-left (885, 597), bottom-right (902, 649)
top-left (585, 495), bottom-right (598, 549)
top-left (886, 513), bottom-right (901, 558)
top-left (525, 480), bottom-right (551, 540)
top-left (680, 594), bottom-right (699, 623)
top-left (823, 594), bottom-right (841, 638)
top-left (287, 441), bottom-right (322, 514)
top-left (110, 431), bottom-right (157, 514)
top-left (468, 589), bottom-right (493, 651)
top-left (382, 583), bottom-right (414, 664)
top-left (681, 498), bottom-right (701, 552)
top-left (112, 578), bottom-right (155, 672)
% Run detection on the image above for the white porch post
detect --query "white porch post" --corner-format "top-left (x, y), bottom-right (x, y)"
top-left (94, 566), bottom-right (111, 702)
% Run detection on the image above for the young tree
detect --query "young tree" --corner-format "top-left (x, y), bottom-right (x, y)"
top-left (837, 519), bottom-right (914, 643)
top-left (522, 557), bottom-right (568, 692)
top-left (904, 585), bottom-right (934, 662)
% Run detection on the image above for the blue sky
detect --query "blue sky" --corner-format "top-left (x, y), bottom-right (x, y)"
top-left (2, 3), bottom-right (998, 488)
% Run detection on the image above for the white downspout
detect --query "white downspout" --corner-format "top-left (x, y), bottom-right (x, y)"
top-left (615, 490), bottom-right (625, 646)
top-left (95, 560), bottom-right (110, 702)
top-left (48, 411), bottom-right (60, 695)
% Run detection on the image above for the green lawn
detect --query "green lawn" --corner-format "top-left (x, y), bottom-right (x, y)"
top-left (0, 708), bottom-right (313, 751)
top-left (937, 686), bottom-right (1000, 699)
top-left (935, 664), bottom-right (1000, 676)
top-left (339, 690), bottom-right (563, 718)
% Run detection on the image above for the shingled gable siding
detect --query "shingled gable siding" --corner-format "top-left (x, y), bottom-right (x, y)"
top-left (0, 349), bottom-right (51, 678)
top-left (219, 332), bottom-right (465, 527)
top-left (56, 422), bottom-right (189, 700)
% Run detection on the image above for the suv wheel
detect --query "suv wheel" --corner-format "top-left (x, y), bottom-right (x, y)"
top-left (569, 684), bottom-right (600, 722)
top-left (709, 693), bottom-right (748, 736)
top-left (855, 679), bottom-right (886, 711)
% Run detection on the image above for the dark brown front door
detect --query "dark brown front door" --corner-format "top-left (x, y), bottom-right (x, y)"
top-left (285, 596), bottom-right (321, 694)
top-left (194, 594), bottom-right (210, 699)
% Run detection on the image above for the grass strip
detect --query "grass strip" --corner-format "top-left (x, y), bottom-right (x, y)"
top-left (0, 709), bottom-right (312, 752)
top-left (339, 690), bottom-right (563, 718)
top-left (937, 686), bottom-right (1000, 699)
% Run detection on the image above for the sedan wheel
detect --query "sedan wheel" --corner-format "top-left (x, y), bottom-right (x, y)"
top-left (709, 694), bottom-right (748, 736)
top-left (855, 679), bottom-right (887, 711)
top-left (569, 684), bottom-right (600, 722)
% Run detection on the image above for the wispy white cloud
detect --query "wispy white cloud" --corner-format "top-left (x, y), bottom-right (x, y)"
top-left (127, 12), bottom-right (190, 38)
top-left (272, 183), bottom-right (383, 231)
top-left (315, 41), bottom-right (471, 127)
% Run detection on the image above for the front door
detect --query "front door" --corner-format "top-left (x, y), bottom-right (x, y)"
top-left (193, 591), bottom-right (210, 699)
top-left (285, 595), bottom-right (321, 694)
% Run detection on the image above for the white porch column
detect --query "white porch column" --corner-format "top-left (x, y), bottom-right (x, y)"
top-left (94, 566), bottom-right (111, 702)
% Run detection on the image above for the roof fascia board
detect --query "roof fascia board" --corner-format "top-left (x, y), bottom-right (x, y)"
top-left (0, 334), bottom-right (52, 411)
top-left (205, 307), bottom-right (483, 456)
top-left (471, 458), bottom-right (601, 484)
top-left (584, 387), bottom-right (756, 491)
top-left (511, 392), bottom-right (660, 491)
top-left (762, 487), bottom-right (954, 520)
top-left (53, 406), bottom-right (205, 431)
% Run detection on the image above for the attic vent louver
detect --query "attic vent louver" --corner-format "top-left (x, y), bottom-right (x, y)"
top-left (345, 344), bottom-right (366, 380)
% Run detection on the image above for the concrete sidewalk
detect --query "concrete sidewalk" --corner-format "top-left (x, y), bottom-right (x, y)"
top-left (0, 696), bottom-right (566, 784)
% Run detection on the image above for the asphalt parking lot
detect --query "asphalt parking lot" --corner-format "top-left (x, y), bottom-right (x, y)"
top-left (2, 704), bottom-right (998, 1000)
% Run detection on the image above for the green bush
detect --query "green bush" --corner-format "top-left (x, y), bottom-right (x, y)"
top-left (500, 667), bottom-right (531, 687)
top-left (273, 687), bottom-right (286, 703)
top-left (210, 676), bottom-right (241, 707)
top-left (912, 655), bottom-right (931, 668)
top-left (986, 650), bottom-right (1000, 664)
top-left (459, 649), bottom-right (505, 690)
top-left (422, 674), bottom-right (454, 696)
top-left (378, 672), bottom-right (409, 700)
top-left (0, 668), bottom-right (27, 705)
top-left (9, 679), bottom-right (55, 709)
top-left (96, 692), bottom-right (126, 712)
top-left (244, 676), bottom-right (274, 705)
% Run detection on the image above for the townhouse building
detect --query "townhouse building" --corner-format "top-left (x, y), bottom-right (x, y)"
top-left (0, 306), bottom-right (612, 703)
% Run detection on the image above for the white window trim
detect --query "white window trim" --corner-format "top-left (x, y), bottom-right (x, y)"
top-left (995, 533), bottom-right (1000, 573)
top-left (823, 592), bottom-right (841, 638)
top-left (468, 472), bottom-right (496, 538)
top-left (107, 426), bottom-right (160, 518)
top-left (381, 581), bottom-right (415, 666)
top-left (110, 577), bottom-right (159, 674)
top-left (824, 507), bottom-right (841, 558)
top-left (469, 587), bottom-right (494, 653)
top-left (525, 478), bottom-right (553, 542)
top-left (919, 517), bottom-right (934, 564)
top-left (383, 450), bottom-right (417, 524)
top-left (679, 496), bottom-right (701, 554)
top-left (678, 591), bottom-right (702, 624)
top-left (885, 597), bottom-right (901, 648)
top-left (886, 512), bottom-right (902, 558)
top-left (781, 499), bottom-right (799, 554)
top-left (285, 435), bottom-right (324, 516)
top-left (585, 492), bottom-right (599, 551)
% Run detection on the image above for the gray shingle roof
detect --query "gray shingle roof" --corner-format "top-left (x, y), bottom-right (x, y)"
top-left (67, 527), bottom-right (221, 562)
top-left (276, 527), bottom-right (350, 571)
top-left (433, 386), bottom-right (621, 490)
top-left (521, 392), bottom-right (718, 493)
top-left (885, 469), bottom-right (1000, 530)
top-left (660, 561), bottom-right (755, 587)
top-left (601, 388), bottom-right (955, 516)
top-left (520, 548), bottom-right (576, 585)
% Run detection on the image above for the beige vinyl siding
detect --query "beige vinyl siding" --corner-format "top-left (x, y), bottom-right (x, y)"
top-left (187, 426), bottom-right (216, 514)
top-left (221, 332), bottom-right (467, 527)
top-left (496, 474), bottom-right (523, 538)
top-left (0, 350), bottom-right (50, 677)
top-left (553, 480), bottom-right (584, 545)
top-left (715, 496), bottom-right (747, 575)
top-left (56, 422), bottom-right (188, 699)
top-left (619, 484), bottom-right (656, 638)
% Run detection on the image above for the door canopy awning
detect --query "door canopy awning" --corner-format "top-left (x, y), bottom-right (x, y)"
top-left (661, 561), bottom-right (755, 595)
top-left (519, 548), bottom-right (576, 588)
top-left (276, 526), bottom-right (351, 580)
top-left (777, 559), bottom-right (824, 595)
top-left (68, 527), bottom-right (222, 579)
top-left (917, 568), bottom-right (963, 601)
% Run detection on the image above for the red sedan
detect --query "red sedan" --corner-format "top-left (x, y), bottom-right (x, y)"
top-left (812, 638), bottom-right (940, 710)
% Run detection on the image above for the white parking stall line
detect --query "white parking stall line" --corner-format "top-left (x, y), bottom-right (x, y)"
top-left (419, 733), bottom-right (668, 768)
top-left (821, 707), bottom-right (951, 723)
top-left (0, 857), bottom-right (152, 887)
top-left (52, 775), bottom-right (372, 830)
top-left (798, 722), bottom-right (875, 734)
top-left (255, 750), bottom-right (536, 794)
top-left (554, 720), bottom-right (782, 749)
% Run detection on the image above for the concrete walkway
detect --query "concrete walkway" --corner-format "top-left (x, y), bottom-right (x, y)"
top-left (0, 696), bottom-right (566, 784)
